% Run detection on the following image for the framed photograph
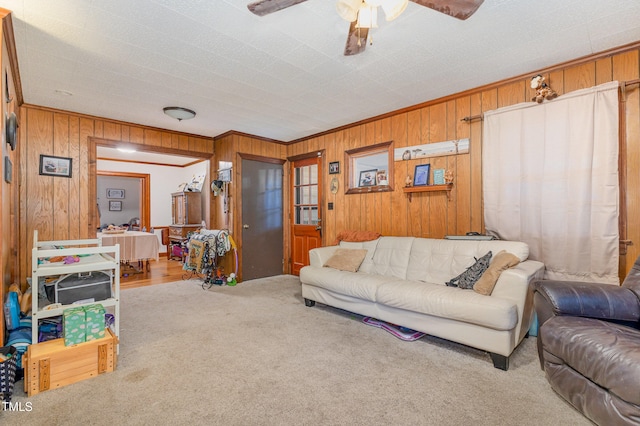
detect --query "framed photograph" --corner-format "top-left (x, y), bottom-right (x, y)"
top-left (359, 169), bottom-right (377, 187)
top-left (106, 188), bottom-right (125, 199)
top-left (109, 200), bottom-right (122, 211)
top-left (329, 161), bottom-right (340, 174)
top-left (376, 170), bottom-right (388, 185)
top-left (39, 154), bottom-right (72, 178)
top-left (218, 168), bottom-right (232, 182)
top-left (413, 164), bottom-right (431, 186)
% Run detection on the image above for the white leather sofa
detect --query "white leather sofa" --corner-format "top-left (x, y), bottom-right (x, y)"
top-left (299, 236), bottom-right (545, 370)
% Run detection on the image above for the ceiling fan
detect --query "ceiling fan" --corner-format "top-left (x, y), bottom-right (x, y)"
top-left (247, 0), bottom-right (484, 56)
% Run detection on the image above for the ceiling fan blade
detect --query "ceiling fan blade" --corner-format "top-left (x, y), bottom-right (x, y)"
top-left (410, 0), bottom-right (484, 20)
top-left (247, 0), bottom-right (308, 16)
top-left (344, 21), bottom-right (368, 56)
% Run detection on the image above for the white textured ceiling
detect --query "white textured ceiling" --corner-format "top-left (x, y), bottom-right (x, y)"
top-left (3, 0), bottom-right (640, 142)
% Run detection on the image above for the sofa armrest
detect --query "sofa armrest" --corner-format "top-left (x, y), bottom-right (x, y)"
top-left (492, 260), bottom-right (545, 301)
top-left (533, 280), bottom-right (640, 327)
top-left (491, 260), bottom-right (545, 341)
top-left (308, 246), bottom-right (340, 268)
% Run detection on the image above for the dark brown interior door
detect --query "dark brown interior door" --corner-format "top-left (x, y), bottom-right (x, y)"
top-left (241, 158), bottom-right (284, 281)
top-left (290, 156), bottom-right (322, 275)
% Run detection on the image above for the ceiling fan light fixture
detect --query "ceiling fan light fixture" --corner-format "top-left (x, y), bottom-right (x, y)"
top-left (336, 0), bottom-right (361, 22)
top-left (381, 0), bottom-right (409, 21)
top-left (356, 4), bottom-right (378, 28)
top-left (163, 106), bottom-right (196, 121)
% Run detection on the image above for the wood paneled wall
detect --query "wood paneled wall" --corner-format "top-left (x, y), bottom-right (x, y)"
top-left (17, 105), bottom-right (214, 285)
top-left (288, 46), bottom-right (640, 279)
top-left (1, 10), bottom-right (20, 343)
top-left (10, 44), bottom-right (640, 286)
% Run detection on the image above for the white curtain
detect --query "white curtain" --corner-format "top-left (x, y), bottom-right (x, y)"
top-left (483, 81), bottom-right (620, 284)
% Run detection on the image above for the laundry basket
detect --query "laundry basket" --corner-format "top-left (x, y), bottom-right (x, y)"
top-left (0, 346), bottom-right (17, 402)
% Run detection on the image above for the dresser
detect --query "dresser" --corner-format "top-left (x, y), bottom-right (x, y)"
top-left (169, 192), bottom-right (202, 260)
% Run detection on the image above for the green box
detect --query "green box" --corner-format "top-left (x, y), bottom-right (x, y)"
top-left (84, 304), bottom-right (106, 342)
top-left (63, 306), bottom-right (86, 346)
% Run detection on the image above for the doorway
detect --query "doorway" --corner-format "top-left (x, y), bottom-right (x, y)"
top-left (289, 155), bottom-right (322, 275)
top-left (97, 172), bottom-right (150, 231)
top-left (241, 157), bottom-right (284, 280)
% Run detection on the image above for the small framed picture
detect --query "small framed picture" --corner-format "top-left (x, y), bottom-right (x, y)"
top-left (109, 200), bottom-right (122, 211)
top-left (218, 168), bottom-right (232, 182)
top-left (359, 169), bottom-right (377, 187)
top-left (413, 164), bottom-right (431, 186)
top-left (106, 188), bottom-right (125, 199)
top-left (329, 161), bottom-right (340, 174)
top-left (376, 170), bottom-right (388, 185)
top-left (39, 154), bottom-right (73, 178)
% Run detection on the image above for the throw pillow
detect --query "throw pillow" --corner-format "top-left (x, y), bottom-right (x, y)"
top-left (446, 251), bottom-right (492, 289)
top-left (324, 248), bottom-right (368, 272)
top-left (473, 250), bottom-right (520, 295)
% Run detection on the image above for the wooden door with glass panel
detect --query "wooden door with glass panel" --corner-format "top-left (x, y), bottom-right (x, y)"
top-left (290, 156), bottom-right (322, 275)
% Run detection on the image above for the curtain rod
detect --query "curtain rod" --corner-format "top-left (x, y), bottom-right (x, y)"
top-left (463, 80), bottom-right (639, 118)
top-left (460, 115), bottom-right (483, 123)
top-left (621, 79), bottom-right (640, 101)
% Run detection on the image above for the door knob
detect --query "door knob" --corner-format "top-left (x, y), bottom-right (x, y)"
top-left (315, 225), bottom-right (322, 231)
top-left (243, 224), bottom-right (250, 229)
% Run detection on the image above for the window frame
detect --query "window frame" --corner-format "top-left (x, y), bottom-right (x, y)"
top-left (344, 141), bottom-right (394, 194)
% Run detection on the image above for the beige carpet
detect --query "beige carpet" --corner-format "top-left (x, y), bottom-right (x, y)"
top-left (6, 275), bottom-right (590, 425)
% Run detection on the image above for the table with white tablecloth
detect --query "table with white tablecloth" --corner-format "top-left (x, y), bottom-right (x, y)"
top-left (98, 231), bottom-right (160, 271)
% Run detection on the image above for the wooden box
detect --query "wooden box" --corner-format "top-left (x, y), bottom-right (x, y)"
top-left (23, 329), bottom-right (117, 396)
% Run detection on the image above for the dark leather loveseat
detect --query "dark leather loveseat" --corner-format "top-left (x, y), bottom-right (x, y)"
top-left (533, 259), bottom-right (640, 426)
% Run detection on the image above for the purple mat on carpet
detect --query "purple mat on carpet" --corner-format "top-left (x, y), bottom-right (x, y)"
top-left (362, 317), bottom-right (425, 341)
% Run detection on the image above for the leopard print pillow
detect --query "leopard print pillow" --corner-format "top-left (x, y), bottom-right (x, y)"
top-left (446, 251), bottom-right (493, 289)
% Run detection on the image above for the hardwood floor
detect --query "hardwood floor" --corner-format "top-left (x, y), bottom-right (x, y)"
top-left (120, 256), bottom-right (190, 290)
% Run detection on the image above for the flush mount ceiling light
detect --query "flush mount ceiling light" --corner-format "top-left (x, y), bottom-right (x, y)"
top-left (54, 89), bottom-right (73, 96)
top-left (163, 106), bottom-right (196, 121)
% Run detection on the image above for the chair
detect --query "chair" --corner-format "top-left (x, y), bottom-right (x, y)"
top-left (533, 258), bottom-right (640, 426)
top-left (161, 228), bottom-right (171, 259)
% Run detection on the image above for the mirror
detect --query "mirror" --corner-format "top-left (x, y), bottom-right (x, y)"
top-left (344, 141), bottom-right (393, 194)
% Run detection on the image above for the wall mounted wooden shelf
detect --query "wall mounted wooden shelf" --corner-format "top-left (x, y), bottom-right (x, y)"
top-left (403, 183), bottom-right (453, 202)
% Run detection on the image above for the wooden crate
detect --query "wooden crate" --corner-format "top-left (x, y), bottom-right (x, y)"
top-left (23, 329), bottom-right (118, 396)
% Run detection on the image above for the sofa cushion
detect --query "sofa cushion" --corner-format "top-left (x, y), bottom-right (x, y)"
top-left (474, 251), bottom-right (520, 295)
top-left (369, 237), bottom-right (414, 279)
top-left (300, 266), bottom-right (393, 302)
top-left (323, 248), bottom-right (368, 272)
top-left (339, 239), bottom-right (379, 274)
top-left (376, 280), bottom-right (518, 330)
top-left (405, 239), bottom-right (529, 284)
top-left (446, 251), bottom-right (492, 289)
